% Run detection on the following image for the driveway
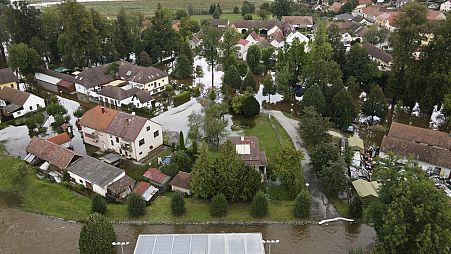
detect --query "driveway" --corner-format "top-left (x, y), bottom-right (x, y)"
top-left (265, 110), bottom-right (339, 220)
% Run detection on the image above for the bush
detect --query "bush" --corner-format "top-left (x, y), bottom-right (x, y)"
top-left (171, 193), bottom-right (186, 216)
top-left (293, 191), bottom-right (311, 218)
top-left (250, 191), bottom-right (268, 218)
top-left (242, 96), bottom-right (260, 117)
top-left (210, 193), bottom-right (227, 217)
top-left (349, 197), bottom-right (362, 219)
top-left (173, 91), bottom-right (191, 106)
top-left (79, 213), bottom-right (116, 254)
top-left (73, 107), bottom-right (84, 118)
top-left (127, 193), bottom-right (146, 217)
top-left (91, 194), bottom-right (107, 215)
top-left (243, 14), bottom-right (253, 20)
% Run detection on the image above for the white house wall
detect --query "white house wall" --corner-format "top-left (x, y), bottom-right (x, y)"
top-left (75, 83), bottom-right (89, 95)
top-left (171, 185), bottom-right (191, 195)
top-left (12, 95), bottom-right (45, 118)
top-left (132, 120), bottom-right (164, 161)
top-left (81, 126), bottom-right (109, 150)
top-left (35, 72), bottom-right (60, 85)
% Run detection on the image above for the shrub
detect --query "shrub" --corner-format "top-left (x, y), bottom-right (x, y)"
top-left (91, 194), bottom-right (107, 215)
top-left (73, 107), bottom-right (84, 118)
top-left (173, 91), bottom-right (191, 106)
top-left (349, 197), bottom-right (362, 219)
top-left (293, 191), bottom-right (312, 218)
top-left (250, 191), bottom-right (268, 218)
top-left (79, 213), bottom-right (116, 254)
top-left (171, 193), bottom-right (186, 216)
top-left (242, 96), bottom-right (260, 117)
top-left (210, 193), bottom-right (227, 217)
top-left (127, 193), bottom-right (146, 217)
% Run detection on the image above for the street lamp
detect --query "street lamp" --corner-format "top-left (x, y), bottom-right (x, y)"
top-left (262, 239), bottom-right (280, 254)
top-left (112, 241), bottom-right (130, 254)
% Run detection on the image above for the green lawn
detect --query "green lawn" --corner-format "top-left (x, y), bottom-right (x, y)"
top-left (73, 0), bottom-right (269, 18)
top-left (240, 114), bottom-right (294, 162)
top-left (0, 154), bottom-right (301, 222)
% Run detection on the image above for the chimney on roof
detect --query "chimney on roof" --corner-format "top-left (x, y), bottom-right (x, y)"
top-left (131, 112), bottom-right (136, 115)
top-left (101, 107), bottom-right (105, 114)
top-left (240, 136), bottom-right (245, 142)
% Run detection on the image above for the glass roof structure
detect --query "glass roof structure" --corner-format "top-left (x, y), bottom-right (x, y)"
top-left (133, 233), bottom-right (265, 254)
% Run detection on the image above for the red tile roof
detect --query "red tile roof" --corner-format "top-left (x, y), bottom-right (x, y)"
top-left (134, 181), bottom-right (151, 195)
top-left (143, 168), bottom-right (170, 185)
top-left (239, 39), bottom-right (249, 46)
top-left (46, 132), bottom-right (71, 145)
top-left (26, 138), bottom-right (80, 170)
top-left (78, 105), bottom-right (118, 132)
top-left (227, 136), bottom-right (267, 166)
top-left (170, 171), bottom-right (192, 190)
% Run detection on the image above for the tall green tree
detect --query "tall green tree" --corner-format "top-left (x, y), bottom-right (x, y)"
top-left (241, 1), bottom-right (256, 17)
top-left (242, 70), bottom-right (256, 92)
top-left (223, 65), bottom-right (241, 89)
top-left (364, 25), bottom-right (389, 45)
top-left (344, 44), bottom-right (380, 88)
top-left (311, 143), bottom-right (339, 173)
top-left (190, 143), bottom-right (216, 199)
top-left (39, 5), bottom-right (63, 65)
top-left (113, 8), bottom-right (143, 60)
top-left (272, 146), bottom-right (305, 199)
top-left (368, 158), bottom-right (451, 253)
top-left (261, 47), bottom-right (274, 71)
top-left (317, 159), bottom-right (348, 197)
top-left (298, 106), bottom-right (331, 147)
top-left (210, 193), bottom-right (227, 217)
top-left (172, 54), bottom-right (192, 79)
top-left (200, 27), bottom-right (222, 88)
top-left (127, 193), bottom-right (146, 217)
top-left (301, 84), bottom-right (326, 115)
top-left (270, 0), bottom-right (293, 19)
top-left (246, 45), bottom-right (261, 74)
top-left (203, 103), bottom-right (228, 148)
top-left (327, 23), bottom-right (346, 71)
top-left (220, 28), bottom-right (240, 70)
top-left (262, 74), bottom-right (276, 102)
top-left (362, 84), bottom-right (388, 119)
top-left (250, 191), bottom-right (268, 218)
top-left (7, 43), bottom-right (40, 81)
top-left (79, 213), bottom-right (116, 254)
top-left (275, 65), bottom-right (294, 101)
top-left (2, 1), bottom-right (42, 45)
top-left (331, 88), bottom-right (356, 128)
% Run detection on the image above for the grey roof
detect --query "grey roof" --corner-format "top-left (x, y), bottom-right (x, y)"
top-left (67, 156), bottom-right (124, 188)
top-left (37, 68), bottom-right (77, 83)
top-left (0, 68), bottom-right (18, 84)
top-left (362, 42), bottom-right (393, 64)
top-left (133, 90), bottom-right (152, 103)
top-left (98, 86), bottom-right (142, 100)
top-left (335, 13), bottom-right (355, 21)
top-left (133, 233), bottom-right (265, 254)
top-left (106, 111), bottom-right (147, 141)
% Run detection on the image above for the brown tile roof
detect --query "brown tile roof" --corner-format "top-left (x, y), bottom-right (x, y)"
top-left (330, 2), bottom-right (344, 13)
top-left (227, 136), bottom-right (267, 166)
top-left (0, 68), bottom-right (18, 84)
top-left (362, 42), bottom-right (393, 64)
top-left (107, 174), bottom-right (136, 195)
top-left (0, 87), bottom-right (31, 107)
top-left (46, 132), bottom-right (71, 145)
top-left (134, 181), bottom-right (151, 195)
top-left (143, 168), bottom-right (170, 185)
top-left (362, 5), bottom-right (382, 17)
top-left (358, 0), bottom-right (374, 5)
top-left (170, 171), bottom-right (191, 190)
top-left (281, 16), bottom-right (314, 27)
top-left (380, 136), bottom-right (451, 169)
top-left (231, 20), bottom-right (282, 30)
top-left (26, 138), bottom-right (80, 170)
top-left (388, 122), bottom-right (451, 150)
top-left (134, 90), bottom-right (152, 103)
top-left (97, 86), bottom-right (142, 100)
top-left (426, 10), bottom-right (445, 21)
top-left (75, 65), bottom-right (114, 88)
top-left (78, 105), bottom-right (119, 132)
top-left (272, 30), bottom-right (284, 43)
top-left (117, 60), bottom-right (168, 84)
top-left (105, 111), bottom-right (147, 141)
top-left (57, 80), bottom-right (75, 88)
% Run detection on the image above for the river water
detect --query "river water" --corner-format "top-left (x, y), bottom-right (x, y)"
top-left (0, 205), bottom-right (376, 254)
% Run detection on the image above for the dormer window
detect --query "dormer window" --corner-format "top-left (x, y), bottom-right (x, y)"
top-left (126, 71), bottom-right (132, 76)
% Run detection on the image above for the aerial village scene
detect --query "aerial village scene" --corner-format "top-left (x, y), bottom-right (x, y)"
top-left (0, 0), bottom-right (450, 253)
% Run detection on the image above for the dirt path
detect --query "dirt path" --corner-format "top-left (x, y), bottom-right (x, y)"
top-left (265, 110), bottom-right (339, 220)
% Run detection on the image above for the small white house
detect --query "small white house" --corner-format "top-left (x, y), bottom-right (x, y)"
top-left (237, 39), bottom-right (250, 60)
top-left (0, 87), bottom-right (45, 119)
top-left (286, 31), bottom-right (310, 51)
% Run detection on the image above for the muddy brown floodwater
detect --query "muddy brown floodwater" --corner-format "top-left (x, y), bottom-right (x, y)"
top-left (0, 205), bottom-right (376, 254)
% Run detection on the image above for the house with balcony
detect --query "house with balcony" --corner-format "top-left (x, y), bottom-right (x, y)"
top-left (78, 105), bottom-right (163, 161)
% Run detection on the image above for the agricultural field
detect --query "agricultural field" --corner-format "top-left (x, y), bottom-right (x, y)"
top-left (30, 0), bottom-right (270, 18)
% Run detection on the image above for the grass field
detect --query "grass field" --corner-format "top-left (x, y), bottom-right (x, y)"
top-left (75, 0), bottom-right (270, 18)
top-left (0, 151), bottom-right (299, 222)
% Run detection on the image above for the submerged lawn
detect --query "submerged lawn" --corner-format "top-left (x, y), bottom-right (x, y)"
top-left (1, 155), bottom-right (298, 222)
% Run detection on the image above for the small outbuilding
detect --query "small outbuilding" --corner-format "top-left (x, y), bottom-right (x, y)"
top-left (143, 168), bottom-right (170, 190)
top-left (352, 179), bottom-right (380, 204)
top-left (170, 171), bottom-right (192, 195)
top-left (134, 181), bottom-right (159, 202)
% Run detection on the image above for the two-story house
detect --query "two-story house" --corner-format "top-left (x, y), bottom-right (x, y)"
top-left (0, 68), bottom-right (18, 90)
top-left (78, 106), bottom-right (163, 161)
top-left (0, 87), bottom-right (46, 121)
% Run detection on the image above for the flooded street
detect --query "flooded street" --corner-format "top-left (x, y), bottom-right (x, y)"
top-left (0, 205), bottom-right (376, 254)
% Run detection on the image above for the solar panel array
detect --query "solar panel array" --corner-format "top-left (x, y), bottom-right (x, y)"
top-left (133, 233), bottom-right (265, 254)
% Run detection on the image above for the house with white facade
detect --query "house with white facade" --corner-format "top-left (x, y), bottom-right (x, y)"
top-left (78, 106), bottom-right (163, 161)
top-left (231, 20), bottom-right (281, 35)
top-left (380, 122), bottom-right (451, 180)
top-left (281, 16), bottom-right (314, 31)
top-left (286, 31), bottom-right (310, 47)
top-left (0, 87), bottom-right (45, 120)
top-left (237, 39), bottom-right (251, 60)
top-left (441, 0), bottom-right (451, 12)
top-left (35, 68), bottom-right (77, 93)
top-left (97, 86), bottom-right (153, 108)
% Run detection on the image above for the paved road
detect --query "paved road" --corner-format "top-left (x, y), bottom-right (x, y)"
top-left (266, 110), bottom-right (339, 220)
